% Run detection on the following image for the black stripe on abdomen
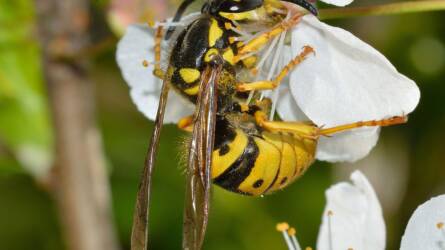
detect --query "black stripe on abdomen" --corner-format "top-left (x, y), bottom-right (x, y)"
top-left (213, 136), bottom-right (259, 194)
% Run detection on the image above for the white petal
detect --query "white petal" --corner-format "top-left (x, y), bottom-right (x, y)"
top-left (319, 0), bottom-right (354, 7)
top-left (283, 15), bottom-right (420, 162)
top-left (400, 195), bottom-right (445, 250)
top-left (316, 128), bottom-right (379, 162)
top-left (116, 24), bottom-right (193, 123)
top-left (317, 170), bottom-right (385, 250)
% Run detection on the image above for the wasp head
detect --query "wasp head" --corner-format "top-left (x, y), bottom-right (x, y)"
top-left (203, 0), bottom-right (317, 20)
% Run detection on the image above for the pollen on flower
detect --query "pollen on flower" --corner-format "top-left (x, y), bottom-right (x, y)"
top-left (305, 247), bottom-right (313, 250)
top-left (276, 222), bottom-right (290, 232)
top-left (288, 227), bottom-right (296, 236)
top-left (347, 248), bottom-right (354, 250)
top-left (142, 60), bottom-right (150, 67)
top-left (327, 210), bottom-right (334, 216)
top-left (437, 222), bottom-right (444, 229)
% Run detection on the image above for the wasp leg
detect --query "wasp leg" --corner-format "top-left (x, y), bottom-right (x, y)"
top-left (255, 109), bottom-right (408, 139)
top-left (237, 46), bottom-right (314, 92)
top-left (234, 13), bottom-right (303, 63)
top-left (318, 116), bottom-right (408, 136)
top-left (153, 25), bottom-right (166, 79)
top-left (178, 115), bottom-right (194, 132)
top-left (254, 111), bottom-right (319, 140)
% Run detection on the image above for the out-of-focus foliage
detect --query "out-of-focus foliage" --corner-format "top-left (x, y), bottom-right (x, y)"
top-left (0, 0), bottom-right (52, 178)
top-left (1, 0), bottom-right (445, 250)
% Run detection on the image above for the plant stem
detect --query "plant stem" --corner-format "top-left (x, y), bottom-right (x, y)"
top-left (319, 0), bottom-right (445, 20)
top-left (35, 1), bottom-right (120, 250)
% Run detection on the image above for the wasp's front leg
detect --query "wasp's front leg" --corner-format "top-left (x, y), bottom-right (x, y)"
top-left (233, 13), bottom-right (303, 64)
top-left (236, 46), bottom-right (314, 92)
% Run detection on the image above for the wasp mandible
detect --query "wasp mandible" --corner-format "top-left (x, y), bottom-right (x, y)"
top-left (128, 0), bottom-right (408, 249)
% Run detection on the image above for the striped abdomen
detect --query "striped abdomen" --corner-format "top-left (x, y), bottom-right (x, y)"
top-left (212, 126), bottom-right (317, 196)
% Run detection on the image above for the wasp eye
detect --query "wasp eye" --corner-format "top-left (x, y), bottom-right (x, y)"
top-left (218, 0), bottom-right (263, 13)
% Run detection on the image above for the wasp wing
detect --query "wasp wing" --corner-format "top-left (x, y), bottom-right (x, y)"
top-left (131, 80), bottom-right (170, 250)
top-left (182, 63), bottom-right (222, 250)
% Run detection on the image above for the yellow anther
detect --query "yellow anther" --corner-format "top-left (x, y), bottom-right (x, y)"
top-left (305, 247), bottom-right (313, 250)
top-left (348, 248), bottom-right (354, 250)
top-left (437, 222), bottom-right (444, 229)
top-left (327, 210), bottom-right (334, 216)
top-left (276, 222), bottom-right (290, 232)
top-left (288, 227), bottom-right (296, 236)
top-left (147, 20), bottom-right (155, 28)
top-left (142, 60), bottom-right (150, 67)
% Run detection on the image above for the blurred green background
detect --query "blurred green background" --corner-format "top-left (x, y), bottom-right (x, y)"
top-left (1, 0), bottom-right (444, 249)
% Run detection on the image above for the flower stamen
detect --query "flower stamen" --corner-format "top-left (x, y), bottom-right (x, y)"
top-left (437, 222), bottom-right (445, 249)
top-left (276, 222), bottom-right (296, 250)
top-left (288, 227), bottom-right (302, 250)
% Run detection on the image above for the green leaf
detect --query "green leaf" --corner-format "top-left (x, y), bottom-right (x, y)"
top-left (0, 0), bottom-right (53, 178)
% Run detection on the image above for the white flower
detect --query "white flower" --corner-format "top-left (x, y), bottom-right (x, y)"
top-left (116, 6), bottom-right (420, 163)
top-left (317, 170), bottom-right (386, 250)
top-left (400, 195), bottom-right (445, 250)
top-left (277, 170), bottom-right (385, 250)
top-left (273, 15), bottom-right (420, 162)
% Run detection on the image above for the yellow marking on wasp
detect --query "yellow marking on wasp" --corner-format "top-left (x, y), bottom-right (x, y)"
top-left (204, 48), bottom-right (219, 62)
top-left (263, 132), bottom-right (297, 193)
top-left (183, 85), bottom-right (200, 95)
top-left (238, 138), bottom-right (280, 196)
top-left (179, 68), bottom-right (200, 84)
top-left (291, 136), bottom-right (316, 179)
top-left (209, 18), bottom-right (223, 47)
top-left (229, 37), bottom-right (237, 44)
top-left (223, 48), bottom-right (235, 65)
top-left (212, 130), bottom-right (248, 178)
top-left (224, 22), bottom-right (232, 30)
top-left (219, 10), bottom-right (256, 21)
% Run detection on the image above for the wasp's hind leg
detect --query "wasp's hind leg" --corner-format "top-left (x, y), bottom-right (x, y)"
top-left (236, 46), bottom-right (314, 92)
top-left (255, 109), bottom-right (408, 139)
top-left (318, 116), bottom-right (408, 136)
top-left (254, 110), bottom-right (319, 140)
top-left (153, 25), bottom-right (166, 79)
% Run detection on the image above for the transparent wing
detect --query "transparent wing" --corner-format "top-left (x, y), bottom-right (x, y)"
top-left (182, 63), bottom-right (222, 250)
top-left (131, 80), bottom-right (170, 250)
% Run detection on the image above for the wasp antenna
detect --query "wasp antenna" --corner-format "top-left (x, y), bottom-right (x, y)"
top-left (282, 0), bottom-right (318, 16)
top-left (165, 0), bottom-right (197, 40)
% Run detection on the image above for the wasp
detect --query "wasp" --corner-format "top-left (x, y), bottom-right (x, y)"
top-left (130, 0), bottom-right (408, 249)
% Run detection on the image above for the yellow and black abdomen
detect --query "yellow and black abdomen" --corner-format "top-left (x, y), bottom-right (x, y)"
top-left (167, 15), bottom-right (237, 103)
top-left (211, 118), bottom-right (317, 196)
